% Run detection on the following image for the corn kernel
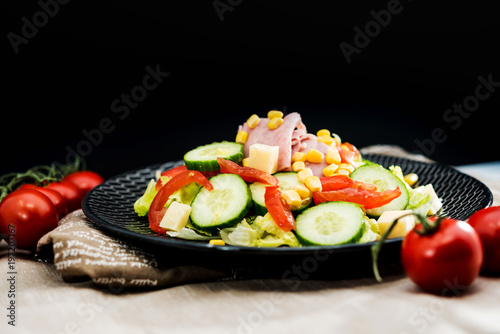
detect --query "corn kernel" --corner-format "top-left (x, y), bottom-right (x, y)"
top-left (339, 163), bottom-right (354, 172)
top-left (281, 190), bottom-right (302, 210)
top-left (267, 117), bottom-right (284, 130)
top-left (404, 173), bottom-right (419, 187)
top-left (306, 148), bottom-right (324, 164)
top-left (291, 151), bottom-right (307, 162)
top-left (297, 168), bottom-right (313, 183)
top-left (304, 176), bottom-right (322, 192)
top-left (242, 157), bottom-right (249, 167)
top-left (235, 130), bottom-right (248, 144)
top-left (341, 144), bottom-right (350, 151)
top-left (326, 148), bottom-right (341, 165)
top-left (267, 110), bottom-right (283, 119)
top-left (337, 168), bottom-right (351, 176)
top-left (291, 184), bottom-right (311, 199)
top-left (209, 239), bottom-right (225, 246)
top-left (292, 161), bottom-right (305, 172)
top-left (323, 163), bottom-right (339, 177)
top-left (317, 135), bottom-right (335, 146)
top-left (317, 129), bottom-right (330, 137)
top-left (246, 114), bottom-right (261, 129)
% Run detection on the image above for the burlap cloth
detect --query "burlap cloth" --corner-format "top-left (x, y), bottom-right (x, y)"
top-left (36, 210), bottom-right (233, 288)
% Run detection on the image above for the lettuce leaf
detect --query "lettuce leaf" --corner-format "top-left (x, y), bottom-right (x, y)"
top-left (166, 227), bottom-right (218, 241)
top-left (219, 213), bottom-right (300, 247)
top-left (133, 179), bottom-right (158, 216)
top-left (133, 179), bottom-right (201, 217)
top-left (406, 188), bottom-right (433, 217)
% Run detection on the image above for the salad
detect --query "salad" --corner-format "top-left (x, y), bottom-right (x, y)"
top-left (133, 111), bottom-right (442, 247)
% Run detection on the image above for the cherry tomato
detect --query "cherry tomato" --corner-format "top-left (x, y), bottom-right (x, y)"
top-left (149, 170), bottom-right (213, 234)
top-left (64, 171), bottom-right (104, 196)
top-left (0, 189), bottom-right (59, 249)
top-left (46, 181), bottom-right (84, 213)
top-left (264, 186), bottom-right (295, 232)
top-left (19, 184), bottom-right (69, 219)
top-left (217, 158), bottom-right (279, 187)
top-left (401, 217), bottom-right (483, 294)
top-left (467, 206), bottom-right (500, 274)
top-left (313, 186), bottom-right (402, 209)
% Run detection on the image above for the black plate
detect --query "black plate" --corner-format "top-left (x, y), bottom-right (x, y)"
top-left (82, 154), bottom-right (493, 257)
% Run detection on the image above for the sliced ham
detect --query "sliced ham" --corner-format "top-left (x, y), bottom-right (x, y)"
top-left (296, 134), bottom-right (331, 177)
top-left (239, 112), bottom-right (306, 171)
top-left (238, 112), bottom-right (337, 176)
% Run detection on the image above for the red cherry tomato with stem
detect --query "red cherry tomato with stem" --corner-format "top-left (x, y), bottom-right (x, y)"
top-left (46, 181), bottom-right (84, 213)
top-left (372, 215), bottom-right (483, 295)
top-left (64, 171), bottom-right (104, 196)
top-left (19, 184), bottom-right (69, 219)
top-left (467, 206), bottom-right (500, 274)
top-left (0, 189), bottom-right (59, 249)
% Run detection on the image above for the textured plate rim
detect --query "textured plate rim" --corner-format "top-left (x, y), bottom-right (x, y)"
top-left (82, 155), bottom-right (493, 256)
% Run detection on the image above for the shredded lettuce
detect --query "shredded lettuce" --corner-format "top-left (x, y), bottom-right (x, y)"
top-left (219, 219), bottom-right (262, 246)
top-left (407, 187), bottom-right (433, 217)
top-left (389, 165), bottom-right (434, 217)
top-left (219, 213), bottom-right (300, 247)
top-left (358, 217), bottom-right (380, 243)
top-left (166, 227), bottom-right (218, 241)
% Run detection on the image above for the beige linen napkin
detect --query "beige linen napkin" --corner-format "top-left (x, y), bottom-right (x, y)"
top-left (36, 210), bottom-right (233, 288)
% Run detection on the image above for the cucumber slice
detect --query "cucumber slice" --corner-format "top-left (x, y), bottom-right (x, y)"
top-left (249, 172), bottom-right (312, 215)
top-left (184, 141), bottom-right (244, 172)
top-left (190, 173), bottom-right (252, 232)
top-left (295, 201), bottom-right (365, 246)
top-left (350, 164), bottom-right (409, 217)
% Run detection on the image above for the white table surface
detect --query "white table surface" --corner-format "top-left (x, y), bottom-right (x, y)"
top-left (1, 160), bottom-right (499, 334)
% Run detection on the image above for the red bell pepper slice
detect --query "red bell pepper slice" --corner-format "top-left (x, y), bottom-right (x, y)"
top-left (149, 170), bottom-right (213, 234)
top-left (217, 157), bottom-right (279, 187)
top-left (313, 186), bottom-right (402, 209)
top-left (155, 165), bottom-right (188, 191)
top-left (264, 186), bottom-right (296, 232)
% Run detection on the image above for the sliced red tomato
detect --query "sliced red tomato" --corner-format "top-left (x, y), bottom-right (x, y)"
top-left (264, 186), bottom-right (296, 232)
top-left (338, 142), bottom-right (360, 167)
top-left (313, 186), bottom-right (401, 209)
top-left (155, 165), bottom-right (188, 191)
top-left (149, 170), bottom-right (213, 234)
top-left (319, 175), bottom-right (354, 190)
top-left (217, 158), bottom-right (279, 187)
top-left (319, 175), bottom-right (377, 192)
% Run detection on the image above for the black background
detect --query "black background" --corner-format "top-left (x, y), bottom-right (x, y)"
top-left (3, 1), bottom-right (500, 179)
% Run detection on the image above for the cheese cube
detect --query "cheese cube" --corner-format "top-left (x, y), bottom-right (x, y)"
top-left (248, 143), bottom-right (279, 174)
top-left (159, 201), bottom-right (192, 232)
top-left (415, 184), bottom-right (443, 215)
top-left (377, 210), bottom-right (415, 239)
top-left (423, 184), bottom-right (442, 215)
